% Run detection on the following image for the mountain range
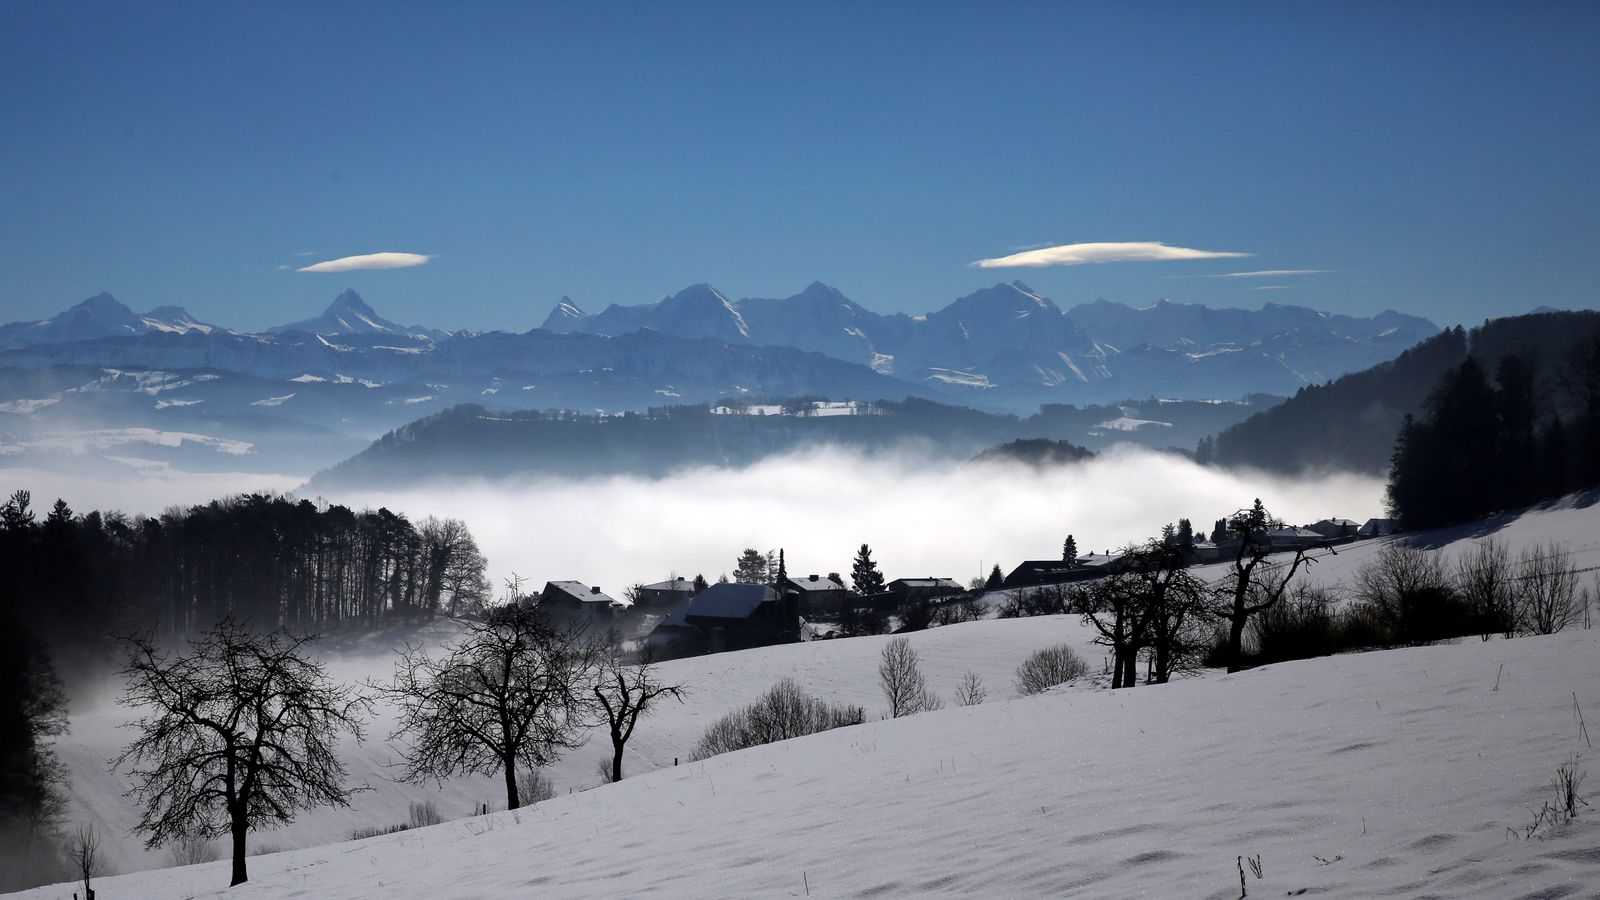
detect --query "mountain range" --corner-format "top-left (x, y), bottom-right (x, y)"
top-left (540, 281), bottom-right (1438, 408)
top-left (0, 284), bottom-right (1437, 479)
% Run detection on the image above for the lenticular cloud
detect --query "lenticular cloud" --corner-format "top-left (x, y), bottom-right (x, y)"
top-left (297, 252), bottom-right (431, 273)
top-left (972, 241), bottom-right (1249, 268)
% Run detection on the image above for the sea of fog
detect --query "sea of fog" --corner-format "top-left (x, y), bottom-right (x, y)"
top-left (2, 445), bottom-right (1386, 596)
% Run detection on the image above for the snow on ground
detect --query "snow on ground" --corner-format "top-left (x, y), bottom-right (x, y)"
top-left (17, 496), bottom-right (1600, 898)
top-left (25, 628), bottom-right (1600, 898)
top-left (40, 616), bottom-right (1109, 878)
top-left (1187, 492), bottom-right (1600, 596)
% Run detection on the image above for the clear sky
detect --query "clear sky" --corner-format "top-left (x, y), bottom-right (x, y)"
top-left (2, 2), bottom-right (1597, 332)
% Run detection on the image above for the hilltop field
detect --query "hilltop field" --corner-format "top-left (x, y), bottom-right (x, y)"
top-left (15, 495), bottom-right (1600, 899)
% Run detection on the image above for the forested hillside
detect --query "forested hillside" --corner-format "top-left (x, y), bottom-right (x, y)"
top-left (1210, 311), bottom-right (1600, 474)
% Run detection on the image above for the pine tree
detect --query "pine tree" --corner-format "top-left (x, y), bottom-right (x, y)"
top-left (775, 549), bottom-right (787, 586)
top-left (733, 549), bottom-right (768, 584)
top-left (850, 544), bottom-right (885, 595)
top-left (1062, 535), bottom-right (1078, 566)
top-left (1246, 498), bottom-right (1267, 531)
top-left (985, 564), bottom-right (1003, 589)
top-left (692, 574), bottom-right (708, 594)
top-left (1176, 518), bottom-right (1194, 551)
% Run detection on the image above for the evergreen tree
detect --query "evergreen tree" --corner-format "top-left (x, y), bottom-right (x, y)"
top-left (1176, 518), bottom-right (1194, 551)
top-left (1062, 535), bottom-right (1078, 565)
top-left (1160, 523), bottom-right (1177, 546)
top-left (1246, 498), bottom-right (1267, 531)
top-left (733, 549), bottom-right (769, 584)
top-left (1210, 518), bottom-right (1228, 543)
top-left (985, 564), bottom-right (1004, 589)
top-left (775, 549), bottom-right (787, 586)
top-left (850, 544), bottom-right (885, 595)
top-left (0, 490), bottom-right (34, 531)
top-left (692, 574), bottom-right (708, 594)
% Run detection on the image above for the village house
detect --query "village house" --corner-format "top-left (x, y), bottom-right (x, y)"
top-left (1266, 527), bottom-right (1329, 552)
top-left (1308, 518), bottom-right (1361, 539)
top-left (782, 573), bottom-right (848, 617)
top-left (636, 577), bottom-right (699, 613)
top-left (887, 577), bottom-right (964, 603)
top-left (537, 581), bottom-right (624, 627)
top-left (645, 583), bottom-right (800, 659)
top-left (1359, 517), bottom-right (1399, 538)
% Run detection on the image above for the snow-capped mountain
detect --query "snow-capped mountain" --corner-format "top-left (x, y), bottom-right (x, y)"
top-left (0, 292), bottom-right (220, 349)
top-left (541, 281), bottom-right (1440, 407)
top-left (268, 289), bottom-right (446, 339)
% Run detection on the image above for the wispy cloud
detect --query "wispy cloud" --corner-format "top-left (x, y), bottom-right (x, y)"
top-left (296, 252), bottom-right (431, 273)
top-left (971, 241), bottom-right (1250, 269)
top-left (293, 251), bottom-right (321, 257)
top-left (1168, 268), bottom-right (1329, 280)
top-left (1250, 285), bottom-right (1297, 291)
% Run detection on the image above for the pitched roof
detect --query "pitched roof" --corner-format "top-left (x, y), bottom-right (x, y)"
top-left (784, 575), bottom-right (844, 593)
top-left (680, 583), bottom-right (777, 620)
top-left (543, 580), bottom-right (620, 605)
top-left (642, 577), bottom-right (696, 592)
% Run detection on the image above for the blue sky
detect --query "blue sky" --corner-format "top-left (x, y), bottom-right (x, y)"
top-left (2, 2), bottom-right (1597, 332)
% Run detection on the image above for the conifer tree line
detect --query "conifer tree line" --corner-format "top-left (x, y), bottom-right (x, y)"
top-left (1387, 329), bottom-right (1600, 530)
top-left (0, 490), bottom-right (490, 647)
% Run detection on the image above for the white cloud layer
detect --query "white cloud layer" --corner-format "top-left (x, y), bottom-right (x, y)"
top-left (1174, 269), bottom-right (1329, 279)
top-left (297, 252), bottom-right (431, 273)
top-left (972, 241), bottom-right (1249, 269)
top-left (5, 446), bottom-right (1383, 601)
top-left (328, 445), bottom-right (1382, 595)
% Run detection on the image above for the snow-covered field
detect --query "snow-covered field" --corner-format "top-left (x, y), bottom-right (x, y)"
top-left (15, 495), bottom-right (1600, 898)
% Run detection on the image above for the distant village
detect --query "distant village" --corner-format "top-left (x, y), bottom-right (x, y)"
top-left (530, 513), bottom-right (1399, 662)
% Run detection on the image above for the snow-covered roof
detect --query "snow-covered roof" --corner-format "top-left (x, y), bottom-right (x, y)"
top-left (543, 581), bottom-right (620, 605)
top-left (889, 577), bottom-right (963, 590)
top-left (679, 583), bottom-right (777, 620)
top-left (643, 577), bottom-right (696, 592)
top-left (784, 575), bottom-right (843, 592)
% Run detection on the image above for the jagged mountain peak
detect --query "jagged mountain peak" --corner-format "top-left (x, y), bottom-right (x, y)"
top-left (71, 292), bottom-right (134, 317)
top-left (539, 296), bottom-right (589, 332)
top-left (326, 288), bottom-right (376, 316)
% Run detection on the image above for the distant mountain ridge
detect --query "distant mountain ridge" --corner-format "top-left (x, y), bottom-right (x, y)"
top-left (0, 292), bottom-right (221, 349)
top-left (540, 281), bottom-right (1439, 407)
top-left (1, 284), bottom-right (1437, 411)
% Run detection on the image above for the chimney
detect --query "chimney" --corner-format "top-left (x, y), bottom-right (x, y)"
top-left (808, 574), bottom-right (818, 581)
top-left (591, 586), bottom-right (601, 594)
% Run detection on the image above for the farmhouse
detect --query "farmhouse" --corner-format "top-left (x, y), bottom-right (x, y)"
top-left (538, 581), bottom-right (623, 626)
top-left (887, 577), bottom-right (964, 602)
top-left (636, 577), bottom-right (698, 613)
top-left (781, 573), bottom-right (848, 616)
top-left (645, 583), bottom-right (800, 659)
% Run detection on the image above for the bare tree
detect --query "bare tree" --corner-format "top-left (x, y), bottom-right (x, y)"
top-left (1077, 544), bottom-right (1167, 688)
top-left (879, 637), bottom-right (939, 717)
top-left (1455, 539), bottom-right (1517, 639)
top-left (418, 517), bottom-right (490, 619)
top-left (1353, 543), bottom-right (1458, 644)
top-left (515, 767), bottom-right (556, 806)
top-left (1215, 508), bottom-right (1318, 672)
top-left (116, 620), bottom-right (369, 887)
top-left (1518, 543), bottom-right (1586, 635)
top-left (953, 671), bottom-right (986, 706)
top-left (591, 656), bottom-right (685, 782)
top-left (72, 823), bottom-right (100, 900)
top-left (376, 600), bottom-right (597, 811)
top-left (1014, 644), bottom-right (1088, 695)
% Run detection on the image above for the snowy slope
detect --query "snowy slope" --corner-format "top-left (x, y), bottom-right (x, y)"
top-left (22, 629), bottom-right (1600, 899)
top-left (17, 496), bottom-right (1600, 898)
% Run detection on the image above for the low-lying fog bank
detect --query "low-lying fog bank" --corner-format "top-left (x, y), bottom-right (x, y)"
top-left (2, 445), bottom-right (1385, 594)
